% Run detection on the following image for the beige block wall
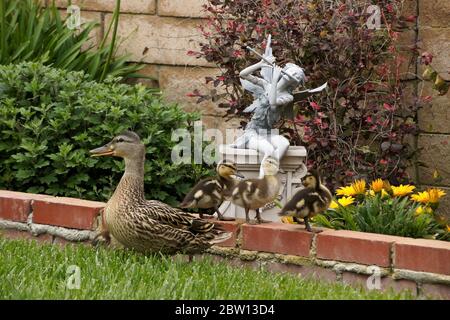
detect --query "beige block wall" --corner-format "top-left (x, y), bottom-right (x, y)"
top-left (416, 0), bottom-right (450, 216)
top-left (54, 0), bottom-right (450, 213)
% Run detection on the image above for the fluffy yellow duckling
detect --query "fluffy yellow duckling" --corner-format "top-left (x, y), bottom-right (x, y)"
top-left (179, 160), bottom-right (243, 220)
top-left (226, 157), bottom-right (280, 224)
top-left (279, 169), bottom-right (332, 232)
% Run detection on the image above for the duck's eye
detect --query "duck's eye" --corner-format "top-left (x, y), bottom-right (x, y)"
top-left (116, 138), bottom-right (124, 143)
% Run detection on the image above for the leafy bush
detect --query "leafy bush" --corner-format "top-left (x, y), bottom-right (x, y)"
top-left (313, 179), bottom-right (449, 240)
top-left (0, 0), bottom-right (143, 81)
top-left (189, 0), bottom-right (447, 189)
top-left (0, 62), bottom-right (210, 205)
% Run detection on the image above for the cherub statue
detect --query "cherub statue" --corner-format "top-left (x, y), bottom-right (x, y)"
top-left (229, 35), bottom-right (327, 177)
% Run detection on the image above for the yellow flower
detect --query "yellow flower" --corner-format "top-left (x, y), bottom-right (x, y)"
top-left (447, 225), bottom-right (450, 232)
top-left (381, 189), bottom-right (390, 198)
top-left (428, 188), bottom-right (446, 203)
top-left (382, 180), bottom-right (392, 192)
top-left (370, 179), bottom-right (384, 193)
top-left (337, 196), bottom-right (355, 207)
top-left (281, 216), bottom-right (296, 224)
top-left (329, 200), bottom-right (339, 209)
top-left (351, 179), bottom-right (366, 195)
top-left (411, 191), bottom-right (430, 204)
top-left (336, 185), bottom-right (356, 197)
top-left (391, 184), bottom-right (415, 197)
top-left (415, 206), bottom-right (433, 215)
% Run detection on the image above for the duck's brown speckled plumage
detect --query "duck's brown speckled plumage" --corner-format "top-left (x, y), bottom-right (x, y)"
top-left (91, 131), bottom-right (231, 254)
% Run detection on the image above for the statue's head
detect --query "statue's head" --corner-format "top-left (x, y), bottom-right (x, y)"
top-left (282, 63), bottom-right (305, 89)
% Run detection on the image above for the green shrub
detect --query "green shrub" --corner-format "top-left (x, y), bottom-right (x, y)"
top-left (0, 0), bottom-right (143, 81)
top-left (0, 62), bottom-right (210, 205)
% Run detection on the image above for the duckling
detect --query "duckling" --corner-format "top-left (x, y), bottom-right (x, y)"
top-left (179, 160), bottom-right (243, 221)
top-left (226, 157), bottom-right (280, 224)
top-left (89, 131), bottom-right (231, 254)
top-left (279, 169), bottom-right (332, 233)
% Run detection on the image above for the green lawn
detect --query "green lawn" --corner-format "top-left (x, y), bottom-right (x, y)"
top-left (0, 237), bottom-right (415, 300)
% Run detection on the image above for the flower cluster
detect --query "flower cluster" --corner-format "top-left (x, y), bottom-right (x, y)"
top-left (281, 176), bottom-right (448, 240)
top-left (332, 179), bottom-right (446, 208)
top-left (332, 178), bottom-right (419, 206)
top-left (324, 178), bottom-right (449, 239)
top-left (410, 188), bottom-right (446, 215)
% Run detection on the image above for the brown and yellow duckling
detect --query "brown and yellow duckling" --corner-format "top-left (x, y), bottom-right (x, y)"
top-left (226, 157), bottom-right (280, 224)
top-left (179, 160), bottom-right (243, 221)
top-left (90, 131), bottom-right (231, 254)
top-left (279, 169), bottom-right (332, 233)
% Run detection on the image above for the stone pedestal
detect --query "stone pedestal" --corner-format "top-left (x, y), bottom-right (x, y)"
top-left (217, 145), bottom-right (308, 222)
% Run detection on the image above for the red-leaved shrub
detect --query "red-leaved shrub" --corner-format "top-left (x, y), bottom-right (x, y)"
top-left (189, 0), bottom-right (435, 189)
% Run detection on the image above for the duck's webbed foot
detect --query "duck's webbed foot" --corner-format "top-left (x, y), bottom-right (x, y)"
top-left (245, 208), bottom-right (252, 224)
top-left (304, 217), bottom-right (323, 233)
top-left (216, 208), bottom-right (235, 221)
top-left (255, 209), bottom-right (271, 224)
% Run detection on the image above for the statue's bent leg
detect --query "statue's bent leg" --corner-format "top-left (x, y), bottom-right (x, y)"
top-left (247, 136), bottom-right (274, 178)
top-left (269, 135), bottom-right (290, 162)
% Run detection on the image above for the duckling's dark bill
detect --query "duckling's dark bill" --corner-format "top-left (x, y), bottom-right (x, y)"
top-left (90, 145), bottom-right (114, 157)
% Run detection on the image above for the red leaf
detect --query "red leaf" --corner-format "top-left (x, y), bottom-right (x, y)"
top-left (405, 15), bottom-right (417, 22)
top-left (383, 103), bottom-right (395, 111)
top-left (310, 101), bottom-right (320, 110)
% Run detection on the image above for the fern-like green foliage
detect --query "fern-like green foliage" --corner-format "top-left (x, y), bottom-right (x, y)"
top-left (0, 62), bottom-right (212, 205)
top-left (314, 195), bottom-right (449, 240)
top-left (0, 0), bottom-right (143, 81)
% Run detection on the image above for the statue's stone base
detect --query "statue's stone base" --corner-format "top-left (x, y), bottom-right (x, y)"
top-left (217, 145), bottom-right (307, 222)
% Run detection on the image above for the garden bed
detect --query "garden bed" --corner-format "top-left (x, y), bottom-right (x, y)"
top-left (0, 190), bottom-right (449, 299)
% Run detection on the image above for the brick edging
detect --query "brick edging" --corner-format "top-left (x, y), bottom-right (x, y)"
top-left (0, 190), bottom-right (449, 299)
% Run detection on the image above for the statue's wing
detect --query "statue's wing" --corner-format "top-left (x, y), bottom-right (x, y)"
top-left (293, 82), bottom-right (328, 102)
top-left (242, 100), bottom-right (260, 113)
top-left (260, 34), bottom-right (273, 83)
top-left (240, 79), bottom-right (265, 98)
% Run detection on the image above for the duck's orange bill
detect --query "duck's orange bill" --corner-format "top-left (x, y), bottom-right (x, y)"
top-left (89, 145), bottom-right (114, 157)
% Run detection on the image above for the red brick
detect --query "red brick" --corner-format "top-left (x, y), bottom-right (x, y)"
top-left (33, 197), bottom-right (105, 230)
top-left (421, 283), bottom-right (450, 300)
top-left (213, 220), bottom-right (241, 247)
top-left (0, 229), bottom-right (53, 243)
top-left (316, 230), bottom-right (401, 267)
top-left (0, 190), bottom-right (52, 222)
top-left (242, 222), bottom-right (313, 257)
top-left (394, 238), bottom-right (450, 275)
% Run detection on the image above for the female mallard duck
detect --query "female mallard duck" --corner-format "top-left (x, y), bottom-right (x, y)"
top-left (226, 157), bottom-right (280, 224)
top-left (279, 169), bottom-right (332, 232)
top-left (90, 131), bottom-right (231, 254)
top-left (179, 160), bottom-right (243, 221)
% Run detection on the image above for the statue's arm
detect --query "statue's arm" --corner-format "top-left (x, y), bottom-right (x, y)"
top-left (269, 66), bottom-right (294, 106)
top-left (239, 59), bottom-right (272, 88)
